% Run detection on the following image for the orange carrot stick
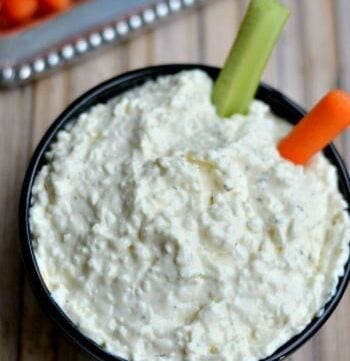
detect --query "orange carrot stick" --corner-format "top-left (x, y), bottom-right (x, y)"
top-left (3, 0), bottom-right (38, 22)
top-left (278, 90), bottom-right (350, 165)
top-left (40, 0), bottom-right (71, 12)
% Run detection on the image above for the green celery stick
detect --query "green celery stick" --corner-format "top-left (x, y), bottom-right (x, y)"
top-left (212, 0), bottom-right (290, 117)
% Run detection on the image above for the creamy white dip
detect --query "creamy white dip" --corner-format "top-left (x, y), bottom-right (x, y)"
top-left (30, 70), bottom-right (350, 361)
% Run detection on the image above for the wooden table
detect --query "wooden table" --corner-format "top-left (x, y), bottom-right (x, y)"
top-left (1, 0), bottom-right (350, 360)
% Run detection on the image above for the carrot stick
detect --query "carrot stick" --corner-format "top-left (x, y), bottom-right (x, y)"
top-left (3, 0), bottom-right (38, 22)
top-left (278, 90), bottom-right (350, 165)
top-left (40, 0), bottom-right (71, 12)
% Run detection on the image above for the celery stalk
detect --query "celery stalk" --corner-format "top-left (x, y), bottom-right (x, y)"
top-left (211, 0), bottom-right (290, 117)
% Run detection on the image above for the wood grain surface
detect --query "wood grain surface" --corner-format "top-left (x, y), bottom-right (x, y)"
top-left (1, 0), bottom-right (350, 360)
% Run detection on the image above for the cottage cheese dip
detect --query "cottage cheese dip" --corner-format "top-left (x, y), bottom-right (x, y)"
top-left (30, 70), bottom-right (350, 361)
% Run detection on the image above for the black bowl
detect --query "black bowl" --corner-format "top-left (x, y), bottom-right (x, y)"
top-left (19, 64), bottom-right (350, 361)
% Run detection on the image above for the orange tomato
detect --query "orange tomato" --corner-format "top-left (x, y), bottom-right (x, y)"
top-left (3, 0), bottom-right (38, 22)
top-left (40, 0), bottom-right (71, 12)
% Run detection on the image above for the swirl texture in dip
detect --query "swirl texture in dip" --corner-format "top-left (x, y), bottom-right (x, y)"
top-left (30, 70), bottom-right (350, 361)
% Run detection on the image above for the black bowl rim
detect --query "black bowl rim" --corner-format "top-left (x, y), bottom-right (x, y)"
top-left (19, 64), bottom-right (350, 361)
